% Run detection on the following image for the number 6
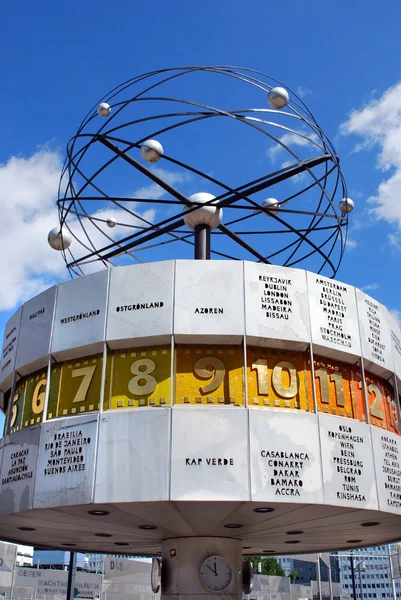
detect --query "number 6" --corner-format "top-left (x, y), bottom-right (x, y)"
top-left (32, 378), bottom-right (47, 415)
top-left (10, 392), bottom-right (18, 427)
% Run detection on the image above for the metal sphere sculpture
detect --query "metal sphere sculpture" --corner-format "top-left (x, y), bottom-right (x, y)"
top-left (55, 66), bottom-right (353, 278)
top-left (47, 227), bottom-right (72, 251)
top-left (183, 193), bottom-right (222, 230)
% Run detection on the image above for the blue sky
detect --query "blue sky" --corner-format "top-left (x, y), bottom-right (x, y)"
top-left (1, 0), bottom-right (401, 426)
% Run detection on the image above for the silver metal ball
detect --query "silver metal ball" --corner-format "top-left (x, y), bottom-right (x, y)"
top-left (97, 102), bottom-right (111, 117)
top-left (339, 198), bottom-right (354, 214)
top-left (140, 139), bottom-right (164, 163)
top-left (262, 197), bottom-right (280, 215)
top-left (183, 192), bottom-right (223, 230)
top-left (268, 87), bottom-right (289, 109)
top-left (106, 217), bottom-right (117, 228)
top-left (47, 227), bottom-right (72, 251)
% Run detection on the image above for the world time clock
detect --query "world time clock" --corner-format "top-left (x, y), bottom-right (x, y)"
top-left (199, 555), bottom-right (232, 592)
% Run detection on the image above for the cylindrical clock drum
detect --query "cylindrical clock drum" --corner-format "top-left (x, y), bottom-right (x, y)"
top-left (1, 260), bottom-right (401, 598)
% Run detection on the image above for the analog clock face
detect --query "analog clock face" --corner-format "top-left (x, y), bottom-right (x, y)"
top-left (200, 555), bottom-right (232, 592)
top-left (151, 557), bottom-right (161, 593)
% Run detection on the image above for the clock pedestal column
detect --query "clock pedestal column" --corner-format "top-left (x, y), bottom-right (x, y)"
top-left (161, 537), bottom-right (243, 599)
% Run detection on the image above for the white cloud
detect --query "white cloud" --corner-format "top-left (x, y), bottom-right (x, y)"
top-left (0, 150), bottom-right (65, 310)
top-left (280, 159), bottom-right (307, 185)
top-left (296, 86), bottom-right (312, 99)
top-left (132, 167), bottom-right (190, 200)
top-left (346, 238), bottom-right (358, 250)
top-left (267, 131), bottom-right (321, 162)
top-left (340, 82), bottom-right (401, 228)
top-left (390, 309), bottom-right (401, 327)
top-left (361, 283), bottom-right (379, 291)
top-left (0, 149), bottom-right (163, 312)
top-left (388, 233), bottom-right (401, 249)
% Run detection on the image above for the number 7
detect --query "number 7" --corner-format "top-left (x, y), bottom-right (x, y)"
top-left (71, 365), bottom-right (96, 403)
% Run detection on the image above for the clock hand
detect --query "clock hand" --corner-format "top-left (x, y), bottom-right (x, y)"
top-left (214, 558), bottom-right (217, 576)
top-left (206, 565), bottom-right (215, 574)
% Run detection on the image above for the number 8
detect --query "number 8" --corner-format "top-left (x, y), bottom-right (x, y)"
top-left (128, 359), bottom-right (157, 396)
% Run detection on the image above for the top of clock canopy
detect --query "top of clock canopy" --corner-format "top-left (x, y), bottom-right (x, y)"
top-left (51, 66), bottom-right (353, 278)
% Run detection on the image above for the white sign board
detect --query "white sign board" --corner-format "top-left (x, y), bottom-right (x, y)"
top-left (95, 410), bottom-right (169, 503)
top-left (34, 415), bottom-right (98, 508)
top-left (104, 556), bottom-right (151, 580)
top-left (371, 426), bottom-right (401, 514)
top-left (174, 260), bottom-right (244, 344)
top-left (244, 263), bottom-right (310, 349)
top-left (51, 270), bottom-right (108, 360)
top-left (107, 262), bottom-right (174, 348)
top-left (356, 290), bottom-right (393, 376)
top-left (250, 410), bottom-right (323, 503)
top-left (0, 307), bottom-right (22, 391)
top-left (319, 414), bottom-right (378, 509)
top-left (15, 286), bottom-right (56, 375)
top-left (307, 273), bottom-right (361, 362)
top-left (170, 407), bottom-right (249, 500)
top-left (103, 557), bottom-right (155, 599)
top-left (13, 568), bottom-right (102, 597)
top-left (0, 542), bottom-right (17, 572)
top-left (0, 425), bottom-right (40, 514)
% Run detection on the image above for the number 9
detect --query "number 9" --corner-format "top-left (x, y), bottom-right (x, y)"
top-left (194, 357), bottom-right (225, 394)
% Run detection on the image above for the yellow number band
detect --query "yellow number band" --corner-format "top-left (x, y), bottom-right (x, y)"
top-left (5, 344), bottom-right (400, 437)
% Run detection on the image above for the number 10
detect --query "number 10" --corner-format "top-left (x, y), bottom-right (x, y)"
top-left (252, 359), bottom-right (299, 399)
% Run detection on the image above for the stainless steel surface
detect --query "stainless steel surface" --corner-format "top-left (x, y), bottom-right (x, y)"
top-left (1, 261), bottom-right (401, 555)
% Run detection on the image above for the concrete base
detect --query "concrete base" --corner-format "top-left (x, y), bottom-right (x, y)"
top-left (161, 537), bottom-right (243, 599)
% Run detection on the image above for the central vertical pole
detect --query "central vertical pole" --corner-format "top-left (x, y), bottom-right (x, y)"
top-left (66, 552), bottom-right (77, 600)
top-left (194, 224), bottom-right (211, 260)
top-left (161, 537), bottom-right (242, 599)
